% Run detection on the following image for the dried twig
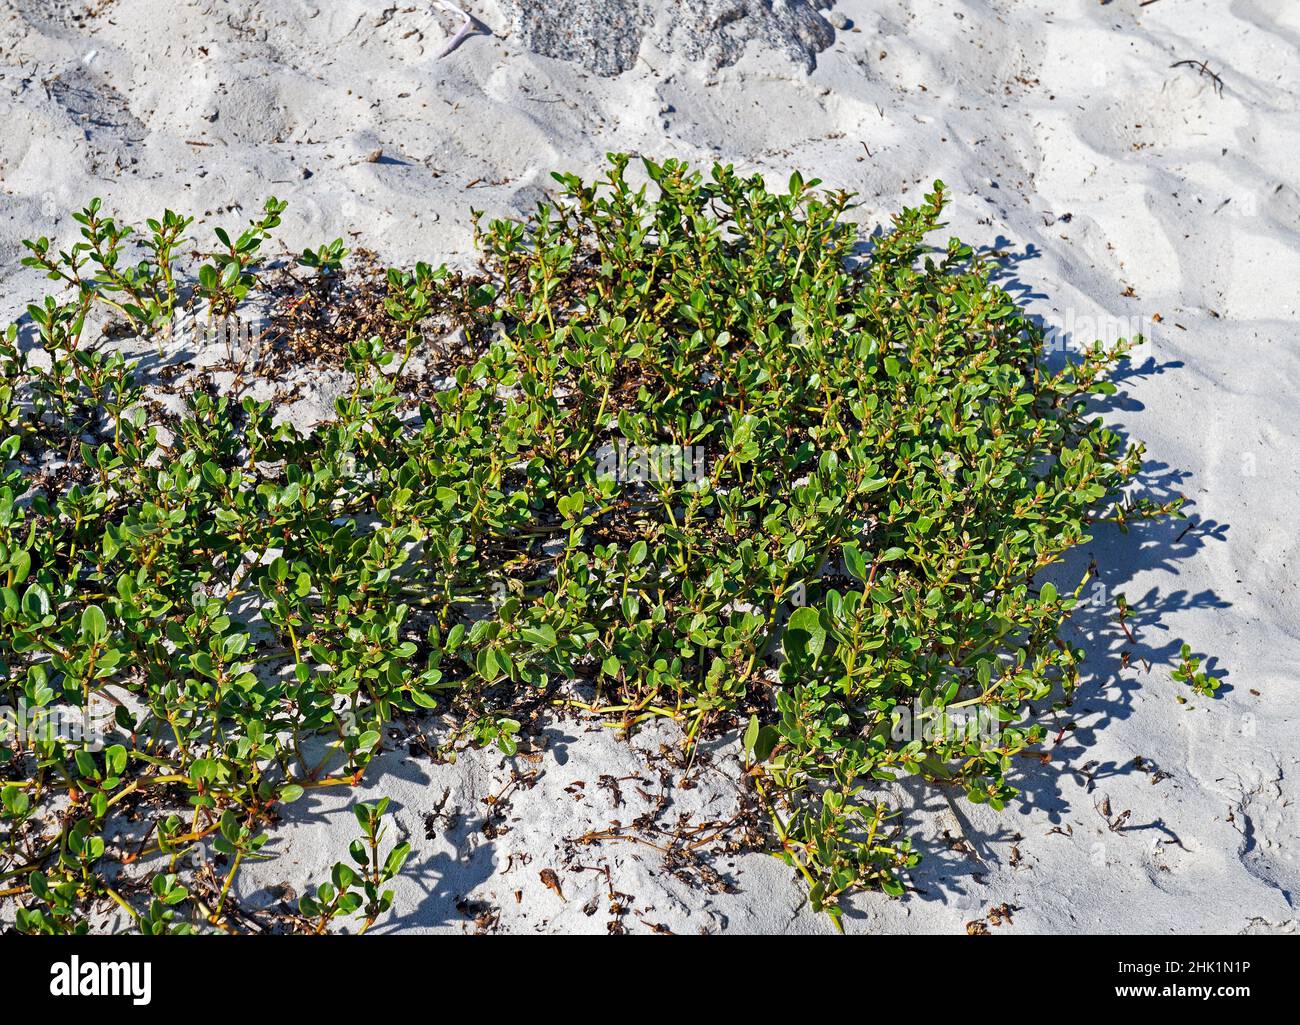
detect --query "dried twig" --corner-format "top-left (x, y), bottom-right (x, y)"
top-left (1171, 58), bottom-right (1224, 97)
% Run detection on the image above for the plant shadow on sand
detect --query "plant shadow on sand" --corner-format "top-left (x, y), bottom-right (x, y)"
top-left (365, 721), bottom-right (589, 934)
top-left (240, 708), bottom-right (764, 933)
top-left (830, 240), bottom-right (1233, 923)
top-left (231, 739), bottom-right (501, 932)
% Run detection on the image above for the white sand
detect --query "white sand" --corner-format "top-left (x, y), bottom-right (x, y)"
top-left (2, 0), bottom-right (1298, 934)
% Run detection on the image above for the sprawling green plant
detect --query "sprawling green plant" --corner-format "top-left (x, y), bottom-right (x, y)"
top-left (1, 155), bottom-right (1193, 933)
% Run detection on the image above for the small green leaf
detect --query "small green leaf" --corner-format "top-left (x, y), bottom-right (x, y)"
top-left (80, 604), bottom-right (108, 643)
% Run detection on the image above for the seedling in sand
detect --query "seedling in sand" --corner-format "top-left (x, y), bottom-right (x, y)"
top-left (1172, 643), bottom-right (1222, 698)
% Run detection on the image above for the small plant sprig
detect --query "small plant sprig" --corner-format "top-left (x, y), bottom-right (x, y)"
top-left (141, 873), bottom-right (193, 935)
top-left (468, 714), bottom-right (522, 756)
top-left (299, 237), bottom-right (349, 277)
top-left (196, 197), bottom-right (287, 317)
top-left (298, 799), bottom-right (410, 934)
top-left (1172, 643), bottom-right (1223, 698)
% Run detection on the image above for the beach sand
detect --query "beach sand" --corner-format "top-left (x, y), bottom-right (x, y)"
top-left (1, 0), bottom-right (1297, 933)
